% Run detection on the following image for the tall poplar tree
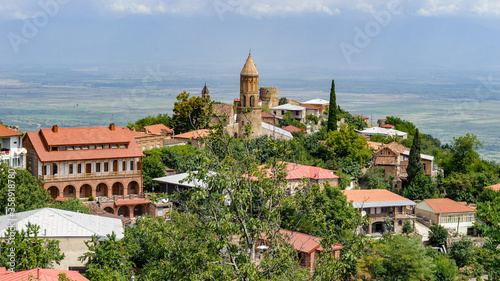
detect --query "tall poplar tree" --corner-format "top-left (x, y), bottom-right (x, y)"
top-left (406, 129), bottom-right (423, 187)
top-left (327, 79), bottom-right (337, 132)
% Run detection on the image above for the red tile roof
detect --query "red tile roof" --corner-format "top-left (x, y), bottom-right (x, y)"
top-left (114, 199), bottom-right (150, 206)
top-left (486, 183), bottom-right (500, 192)
top-left (352, 114), bottom-right (369, 119)
top-left (421, 198), bottom-right (475, 214)
top-left (24, 126), bottom-right (143, 162)
top-left (174, 129), bottom-right (211, 140)
top-left (143, 124), bottom-right (173, 135)
top-left (0, 124), bottom-right (22, 137)
top-left (342, 189), bottom-right (413, 203)
top-left (282, 125), bottom-right (304, 133)
top-left (367, 141), bottom-right (383, 150)
top-left (261, 111), bottom-right (276, 118)
top-left (0, 267), bottom-right (89, 281)
top-left (276, 230), bottom-right (342, 254)
top-left (382, 124), bottom-right (395, 128)
top-left (383, 141), bottom-right (409, 154)
top-left (256, 162), bottom-right (338, 180)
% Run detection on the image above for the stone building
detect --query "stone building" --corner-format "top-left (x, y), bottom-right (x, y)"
top-left (23, 124), bottom-right (146, 218)
top-left (236, 54), bottom-right (262, 138)
top-left (259, 87), bottom-right (279, 108)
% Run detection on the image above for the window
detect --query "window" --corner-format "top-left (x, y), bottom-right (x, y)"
top-left (273, 111), bottom-right (276, 115)
top-left (281, 110), bottom-right (284, 115)
top-left (104, 144), bottom-right (110, 149)
top-left (12, 157), bottom-right (20, 167)
top-left (97, 145), bottom-right (103, 150)
top-left (150, 145), bottom-right (154, 150)
top-left (77, 164), bottom-right (82, 173)
top-left (157, 144), bottom-right (160, 148)
top-left (95, 162), bottom-right (101, 172)
top-left (129, 161), bottom-right (134, 170)
top-left (69, 164), bottom-right (73, 174)
top-left (75, 146), bottom-right (81, 150)
top-left (51, 147), bottom-right (58, 151)
top-left (295, 111), bottom-right (299, 115)
top-left (90, 145), bottom-right (96, 149)
top-left (68, 146), bottom-right (74, 151)
top-left (398, 220), bottom-right (403, 226)
top-left (142, 146), bottom-right (146, 151)
top-left (398, 206), bottom-right (403, 214)
top-left (112, 144), bottom-right (118, 149)
top-left (104, 162), bottom-right (109, 172)
top-left (381, 207), bottom-right (387, 213)
top-left (422, 163), bottom-right (427, 171)
top-left (83, 146), bottom-right (89, 150)
top-left (59, 146), bottom-right (67, 151)
top-left (122, 161), bottom-right (126, 171)
top-left (120, 144), bottom-right (126, 148)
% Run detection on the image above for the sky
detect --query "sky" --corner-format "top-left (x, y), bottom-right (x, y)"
top-left (1, 0), bottom-right (500, 70)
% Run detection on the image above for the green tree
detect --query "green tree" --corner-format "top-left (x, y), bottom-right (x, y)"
top-left (50, 197), bottom-right (90, 214)
top-left (0, 163), bottom-right (52, 215)
top-left (327, 79), bottom-right (337, 132)
top-left (280, 111), bottom-right (306, 130)
top-left (325, 125), bottom-right (372, 166)
top-left (359, 234), bottom-right (434, 281)
top-left (444, 133), bottom-right (483, 174)
top-left (407, 129), bottom-right (423, 187)
top-left (402, 220), bottom-right (414, 234)
top-left (126, 113), bottom-right (172, 131)
top-left (402, 172), bottom-right (438, 200)
top-left (78, 233), bottom-right (134, 281)
top-left (429, 225), bottom-right (448, 246)
top-left (433, 255), bottom-right (459, 281)
top-left (278, 97), bottom-right (288, 105)
top-left (0, 222), bottom-right (65, 271)
top-left (449, 238), bottom-right (475, 268)
top-left (172, 91), bottom-right (212, 134)
top-left (142, 153), bottom-right (166, 192)
top-left (365, 167), bottom-right (392, 190)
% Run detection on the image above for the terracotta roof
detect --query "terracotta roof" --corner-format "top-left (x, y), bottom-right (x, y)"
top-left (256, 162), bottom-right (338, 181)
top-left (241, 54), bottom-right (259, 76)
top-left (382, 124), bottom-right (395, 128)
top-left (277, 229), bottom-right (342, 254)
top-left (24, 127), bottom-right (143, 162)
top-left (352, 114), bottom-right (369, 119)
top-left (342, 189), bottom-right (414, 204)
top-left (261, 111), bottom-right (276, 118)
top-left (212, 104), bottom-right (234, 117)
top-left (282, 125), bottom-right (304, 133)
top-left (486, 183), bottom-right (500, 192)
top-left (367, 141), bottom-right (383, 150)
top-left (114, 199), bottom-right (150, 206)
top-left (175, 129), bottom-right (211, 140)
top-left (0, 124), bottom-right (22, 137)
top-left (420, 198), bottom-right (476, 214)
top-left (0, 267), bottom-right (89, 281)
top-left (384, 142), bottom-right (409, 154)
top-left (143, 124), bottom-right (173, 135)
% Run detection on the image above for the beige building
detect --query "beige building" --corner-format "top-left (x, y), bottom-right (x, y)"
top-left (416, 198), bottom-right (476, 235)
top-left (0, 208), bottom-right (124, 272)
top-left (236, 54), bottom-right (262, 138)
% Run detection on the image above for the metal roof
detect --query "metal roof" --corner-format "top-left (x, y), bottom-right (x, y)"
top-left (271, 103), bottom-right (306, 111)
top-left (261, 122), bottom-right (293, 139)
top-left (357, 127), bottom-right (407, 137)
top-left (0, 208), bottom-right (124, 239)
top-left (401, 150), bottom-right (434, 161)
top-left (153, 171), bottom-right (212, 188)
top-left (302, 98), bottom-right (329, 105)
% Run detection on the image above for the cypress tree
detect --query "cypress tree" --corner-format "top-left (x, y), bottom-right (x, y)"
top-left (327, 79), bottom-right (337, 132)
top-left (406, 129), bottom-right (423, 187)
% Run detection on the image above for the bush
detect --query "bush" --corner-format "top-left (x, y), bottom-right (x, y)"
top-left (433, 255), bottom-right (459, 281)
top-left (88, 196), bottom-right (95, 201)
top-left (449, 238), bottom-right (475, 268)
top-left (402, 220), bottom-right (414, 234)
top-left (429, 225), bottom-right (448, 246)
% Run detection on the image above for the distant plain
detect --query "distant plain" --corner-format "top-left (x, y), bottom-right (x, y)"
top-left (1, 64), bottom-right (499, 161)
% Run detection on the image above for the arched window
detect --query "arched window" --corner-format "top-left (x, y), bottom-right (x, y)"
top-left (250, 96), bottom-right (255, 107)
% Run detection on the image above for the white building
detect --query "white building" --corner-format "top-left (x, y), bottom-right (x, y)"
top-left (271, 104), bottom-right (307, 123)
top-left (0, 124), bottom-right (26, 169)
top-left (356, 127), bottom-right (408, 140)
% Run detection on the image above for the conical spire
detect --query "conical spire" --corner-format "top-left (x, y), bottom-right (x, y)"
top-left (240, 54), bottom-right (259, 77)
top-left (202, 82), bottom-right (209, 97)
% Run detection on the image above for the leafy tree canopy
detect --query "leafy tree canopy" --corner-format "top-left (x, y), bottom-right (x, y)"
top-left (172, 91), bottom-right (213, 134)
top-left (127, 113), bottom-right (172, 131)
top-left (50, 197), bottom-right (90, 214)
top-left (429, 225), bottom-right (448, 246)
top-left (325, 125), bottom-right (372, 166)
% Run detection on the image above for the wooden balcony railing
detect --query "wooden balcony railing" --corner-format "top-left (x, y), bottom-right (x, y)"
top-left (42, 170), bottom-right (142, 182)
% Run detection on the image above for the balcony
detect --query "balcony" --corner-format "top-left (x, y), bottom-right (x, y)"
top-left (42, 170), bottom-right (142, 182)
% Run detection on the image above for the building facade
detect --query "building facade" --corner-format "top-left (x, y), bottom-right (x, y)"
top-left (416, 198), bottom-right (476, 235)
top-left (23, 124), bottom-right (144, 206)
top-left (0, 124), bottom-right (26, 169)
top-left (236, 54), bottom-right (262, 138)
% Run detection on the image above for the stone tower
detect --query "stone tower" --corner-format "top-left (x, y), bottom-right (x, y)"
top-left (236, 54), bottom-right (262, 138)
top-left (201, 82), bottom-right (209, 99)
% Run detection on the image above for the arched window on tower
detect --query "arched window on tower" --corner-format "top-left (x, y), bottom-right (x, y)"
top-left (250, 96), bottom-right (255, 107)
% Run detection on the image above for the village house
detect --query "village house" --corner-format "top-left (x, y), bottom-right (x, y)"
top-left (300, 99), bottom-right (329, 116)
top-left (0, 208), bottom-right (124, 272)
top-left (256, 229), bottom-right (342, 272)
top-left (0, 124), bottom-right (26, 169)
top-left (130, 130), bottom-right (165, 151)
top-left (342, 189), bottom-right (417, 235)
top-left (371, 142), bottom-right (437, 183)
top-left (271, 103), bottom-right (307, 123)
top-left (416, 198), bottom-right (476, 235)
top-left (23, 124), bottom-right (147, 218)
top-left (356, 127), bottom-right (408, 141)
top-left (261, 111), bottom-right (280, 126)
top-left (173, 129), bottom-right (211, 147)
top-left (138, 123), bottom-right (173, 136)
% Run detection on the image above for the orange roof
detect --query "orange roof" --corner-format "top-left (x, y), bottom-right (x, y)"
top-left (254, 162), bottom-right (338, 181)
top-left (174, 129), bottom-right (211, 140)
top-left (367, 141), bottom-right (383, 150)
top-left (114, 199), bottom-right (150, 206)
top-left (382, 124), bottom-right (395, 128)
top-left (342, 189), bottom-right (413, 204)
top-left (24, 127), bottom-right (143, 162)
top-left (486, 183), bottom-right (500, 192)
top-left (282, 125), bottom-right (304, 133)
top-left (271, 230), bottom-right (342, 254)
top-left (421, 198), bottom-right (476, 214)
top-left (352, 114), bottom-right (369, 119)
top-left (0, 124), bottom-right (22, 137)
top-left (143, 124), bottom-right (173, 135)
top-left (0, 267), bottom-right (89, 281)
top-left (383, 142), bottom-right (409, 154)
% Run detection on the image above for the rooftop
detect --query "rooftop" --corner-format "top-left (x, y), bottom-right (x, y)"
top-left (271, 103), bottom-right (306, 111)
top-left (0, 208), bottom-right (124, 239)
top-left (262, 122), bottom-right (293, 139)
top-left (0, 124), bottom-right (22, 137)
top-left (241, 54), bottom-right (259, 76)
top-left (282, 125), bottom-right (304, 133)
top-left (174, 129), bottom-right (211, 140)
top-left (342, 189), bottom-right (416, 208)
top-left (0, 267), bottom-right (89, 281)
top-left (261, 111), bottom-right (276, 118)
top-left (419, 198), bottom-right (475, 214)
top-left (153, 171), bottom-right (211, 188)
top-left (301, 98), bottom-right (329, 105)
top-left (257, 162), bottom-right (338, 181)
top-left (486, 183), bottom-right (500, 192)
top-left (142, 124), bottom-right (173, 135)
top-left (357, 127), bottom-right (407, 137)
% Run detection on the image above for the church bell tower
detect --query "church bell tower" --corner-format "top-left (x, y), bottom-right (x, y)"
top-left (236, 53), bottom-right (262, 138)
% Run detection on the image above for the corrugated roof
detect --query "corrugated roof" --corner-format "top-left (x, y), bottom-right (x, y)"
top-left (0, 124), bottom-right (22, 137)
top-left (261, 122), bottom-right (293, 139)
top-left (342, 189), bottom-right (416, 208)
top-left (401, 150), bottom-right (434, 161)
top-left (301, 99), bottom-right (329, 105)
top-left (24, 127), bottom-right (143, 162)
top-left (420, 198), bottom-right (475, 214)
top-left (0, 268), bottom-right (89, 281)
top-left (0, 208), bottom-right (124, 239)
top-left (271, 103), bottom-right (306, 111)
top-left (153, 172), bottom-right (210, 188)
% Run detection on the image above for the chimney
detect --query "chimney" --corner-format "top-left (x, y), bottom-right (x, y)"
top-left (52, 125), bottom-right (58, 133)
top-left (109, 123), bottom-right (115, 131)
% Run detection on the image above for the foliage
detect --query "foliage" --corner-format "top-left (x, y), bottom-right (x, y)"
top-left (406, 129), bottom-right (423, 187)
top-left (278, 97), bottom-right (288, 105)
top-left (127, 113), bottom-right (172, 131)
top-left (325, 125), bottom-right (372, 166)
top-left (172, 91), bottom-right (212, 134)
top-left (306, 114), bottom-right (320, 125)
top-left (433, 255), bottom-right (459, 281)
top-left (0, 163), bottom-right (52, 215)
top-left (402, 172), bottom-right (438, 200)
top-left (0, 222), bottom-right (65, 271)
top-left (385, 116), bottom-right (416, 134)
top-left (364, 167), bottom-right (392, 190)
top-left (440, 133), bottom-right (483, 175)
top-left (358, 234), bottom-right (434, 281)
top-left (449, 238), bottom-right (475, 268)
top-left (280, 111), bottom-right (306, 130)
top-left (79, 232), bottom-right (134, 281)
top-left (344, 115), bottom-right (367, 130)
top-left (50, 197), bottom-right (90, 214)
top-left (429, 225), bottom-right (448, 246)
top-left (402, 220), bottom-right (414, 234)
top-left (327, 79), bottom-right (337, 132)
top-left (141, 153), bottom-right (166, 192)
top-left (339, 158), bottom-right (363, 179)
top-left (156, 145), bottom-right (203, 172)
